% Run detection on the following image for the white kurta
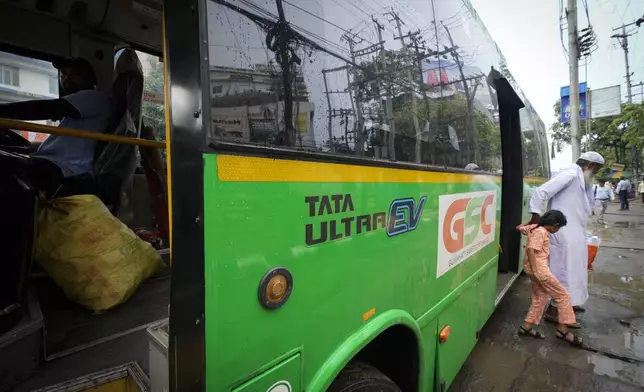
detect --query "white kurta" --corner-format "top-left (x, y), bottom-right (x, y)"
top-left (529, 164), bottom-right (593, 306)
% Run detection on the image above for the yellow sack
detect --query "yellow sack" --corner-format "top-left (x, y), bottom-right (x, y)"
top-left (35, 195), bottom-right (163, 311)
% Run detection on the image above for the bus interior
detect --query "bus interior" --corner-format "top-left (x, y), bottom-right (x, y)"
top-left (0, 1), bottom-right (169, 390)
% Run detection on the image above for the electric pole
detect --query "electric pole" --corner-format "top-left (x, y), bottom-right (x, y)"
top-left (611, 26), bottom-right (634, 104)
top-left (632, 81), bottom-right (644, 102)
top-left (391, 11), bottom-right (422, 163)
top-left (612, 15), bottom-right (644, 103)
top-left (567, 0), bottom-right (581, 161)
top-left (374, 17), bottom-right (395, 160)
top-left (344, 35), bottom-right (365, 155)
top-left (343, 31), bottom-right (382, 155)
top-left (443, 22), bottom-right (481, 164)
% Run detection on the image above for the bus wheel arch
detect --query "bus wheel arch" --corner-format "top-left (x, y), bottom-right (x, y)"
top-left (308, 310), bottom-right (422, 392)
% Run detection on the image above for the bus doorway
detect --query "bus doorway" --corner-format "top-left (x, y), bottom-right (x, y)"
top-left (0, 1), bottom-right (172, 390)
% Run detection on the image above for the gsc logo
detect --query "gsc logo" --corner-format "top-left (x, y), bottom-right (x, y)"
top-left (437, 190), bottom-right (497, 277)
top-left (386, 196), bottom-right (427, 237)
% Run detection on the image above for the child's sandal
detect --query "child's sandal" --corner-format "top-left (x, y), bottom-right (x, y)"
top-left (556, 329), bottom-right (583, 347)
top-left (519, 326), bottom-right (545, 339)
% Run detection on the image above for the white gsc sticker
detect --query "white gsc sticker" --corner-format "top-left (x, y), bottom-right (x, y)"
top-left (266, 381), bottom-right (292, 392)
top-left (437, 190), bottom-right (497, 277)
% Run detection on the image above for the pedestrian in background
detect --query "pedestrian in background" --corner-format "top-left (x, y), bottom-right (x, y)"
top-left (529, 151), bottom-right (605, 327)
top-left (517, 210), bottom-right (583, 347)
top-left (595, 181), bottom-right (613, 223)
top-left (639, 179), bottom-right (644, 205)
top-left (616, 177), bottom-right (631, 211)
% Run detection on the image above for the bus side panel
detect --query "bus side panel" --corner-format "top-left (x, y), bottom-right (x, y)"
top-left (477, 261), bottom-right (498, 330)
top-left (420, 318), bottom-right (438, 392)
top-left (203, 154), bottom-right (502, 391)
top-left (436, 281), bottom-right (479, 391)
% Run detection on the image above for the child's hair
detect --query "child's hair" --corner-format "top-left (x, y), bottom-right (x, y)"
top-left (537, 209), bottom-right (567, 228)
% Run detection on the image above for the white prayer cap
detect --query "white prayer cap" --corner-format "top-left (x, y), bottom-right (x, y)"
top-left (578, 151), bottom-right (605, 164)
top-left (465, 163), bottom-right (481, 171)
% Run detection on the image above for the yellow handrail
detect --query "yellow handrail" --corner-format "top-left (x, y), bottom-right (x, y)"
top-left (0, 118), bottom-right (166, 149)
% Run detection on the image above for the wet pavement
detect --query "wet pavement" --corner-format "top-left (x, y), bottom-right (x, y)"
top-left (450, 200), bottom-right (644, 391)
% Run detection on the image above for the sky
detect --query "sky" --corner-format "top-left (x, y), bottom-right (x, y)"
top-left (471, 0), bottom-right (644, 171)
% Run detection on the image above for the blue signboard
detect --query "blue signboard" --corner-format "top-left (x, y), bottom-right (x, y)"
top-left (560, 82), bottom-right (587, 123)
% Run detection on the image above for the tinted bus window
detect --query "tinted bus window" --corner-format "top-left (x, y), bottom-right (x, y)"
top-left (205, 0), bottom-right (538, 174)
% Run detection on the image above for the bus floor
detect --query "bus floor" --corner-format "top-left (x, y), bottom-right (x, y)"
top-left (12, 259), bottom-right (170, 391)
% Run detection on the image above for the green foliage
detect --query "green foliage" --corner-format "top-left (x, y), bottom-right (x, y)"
top-left (549, 99), bottom-right (644, 177)
top-left (141, 54), bottom-right (166, 142)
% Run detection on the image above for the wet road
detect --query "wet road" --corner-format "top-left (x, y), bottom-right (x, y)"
top-left (449, 200), bottom-right (644, 392)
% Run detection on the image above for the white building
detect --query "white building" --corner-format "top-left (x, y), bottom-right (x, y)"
top-left (0, 51), bottom-right (58, 141)
top-left (209, 64), bottom-right (316, 148)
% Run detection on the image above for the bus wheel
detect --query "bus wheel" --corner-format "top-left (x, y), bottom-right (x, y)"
top-left (328, 360), bottom-right (402, 392)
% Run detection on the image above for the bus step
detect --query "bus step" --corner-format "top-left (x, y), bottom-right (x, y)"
top-left (31, 362), bottom-right (150, 392)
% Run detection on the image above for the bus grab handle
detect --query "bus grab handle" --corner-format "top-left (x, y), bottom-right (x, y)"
top-left (0, 118), bottom-right (166, 149)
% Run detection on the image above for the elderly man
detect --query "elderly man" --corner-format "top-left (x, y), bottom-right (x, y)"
top-left (528, 151), bottom-right (605, 328)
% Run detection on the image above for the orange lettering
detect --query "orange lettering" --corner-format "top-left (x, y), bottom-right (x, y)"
top-left (443, 198), bottom-right (469, 253)
top-left (480, 195), bottom-right (495, 235)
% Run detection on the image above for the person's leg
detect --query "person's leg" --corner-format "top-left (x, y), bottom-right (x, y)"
top-left (601, 200), bottom-right (608, 220)
top-left (641, 192), bottom-right (644, 204)
top-left (543, 276), bottom-right (577, 325)
top-left (544, 277), bottom-right (584, 345)
top-left (621, 190), bottom-right (627, 209)
top-left (520, 278), bottom-right (548, 338)
top-left (626, 192), bottom-right (630, 209)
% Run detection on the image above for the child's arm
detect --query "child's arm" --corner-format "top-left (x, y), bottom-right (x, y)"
top-left (526, 247), bottom-right (537, 269)
top-left (516, 224), bottom-right (532, 236)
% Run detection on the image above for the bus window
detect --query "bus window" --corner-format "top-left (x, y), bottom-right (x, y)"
top-left (0, 50), bottom-right (58, 141)
top-left (520, 107), bottom-right (546, 177)
top-left (205, 0), bottom-right (504, 173)
top-left (137, 51), bottom-right (165, 145)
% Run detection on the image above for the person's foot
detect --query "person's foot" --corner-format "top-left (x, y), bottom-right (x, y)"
top-left (556, 329), bottom-right (583, 346)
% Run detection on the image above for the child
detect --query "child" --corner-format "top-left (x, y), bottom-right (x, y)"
top-left (517, 210), bottom-right (583, 347)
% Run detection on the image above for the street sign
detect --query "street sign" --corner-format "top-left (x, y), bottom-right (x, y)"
top-left (560, 82), bottom-right (587, 123)
top-left (590, 85), bottom-right (621, 119)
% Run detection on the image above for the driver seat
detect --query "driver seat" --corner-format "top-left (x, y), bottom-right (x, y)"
top-left (58, 49), bottom-right (144, 211)
top-left (93, 48), bottom-right (144, 214)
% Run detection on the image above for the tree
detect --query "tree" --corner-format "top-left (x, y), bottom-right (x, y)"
top-left (141, 55), bottom-right (166, 143)
top-left (549, 100), bottom-right (644, 178)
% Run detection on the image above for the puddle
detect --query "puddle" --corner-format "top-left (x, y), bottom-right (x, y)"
top-left (610, 221), bottom-right (644, 229)
top-left (587, 353), bottom-right (624, 377)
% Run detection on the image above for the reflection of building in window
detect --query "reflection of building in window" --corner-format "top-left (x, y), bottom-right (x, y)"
top-left (210, 64), bottom-right (315, 148)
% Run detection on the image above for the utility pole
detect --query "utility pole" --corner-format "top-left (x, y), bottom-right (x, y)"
top-left (344, 35), bottom-right (366, 155)
top-left (374, 17), bottom-right (395, 160)
top-left (632, 81), bottom-right (644, 102)
top-left (391, 11), bottom-right (422, 163)
top-left (342, 31), bottom-right (382, 155)
top-left (612, 17), bottom-right (643, 104)
top-left (322, 65), bottom-right (352, 152)
top-left (443, 22), bottom-right (481, 164)
top-left (611, 27), bottom-right (634, 104)
top-left (567, 0), bottom-right (581, 161)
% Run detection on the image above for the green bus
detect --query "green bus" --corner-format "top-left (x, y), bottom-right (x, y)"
top-left (0, 0), bottom-right (550, 391)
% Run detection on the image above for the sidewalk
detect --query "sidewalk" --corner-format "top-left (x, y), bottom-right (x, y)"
top-left (449, 201), bottom-right (644, 392)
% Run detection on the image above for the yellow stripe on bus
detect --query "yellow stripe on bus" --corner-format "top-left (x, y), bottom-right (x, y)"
top-left (217, 155), bottom-right (502, 183)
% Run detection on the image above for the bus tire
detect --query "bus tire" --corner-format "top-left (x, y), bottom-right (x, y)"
top-left (328, 360), bottom-right (402, 392)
